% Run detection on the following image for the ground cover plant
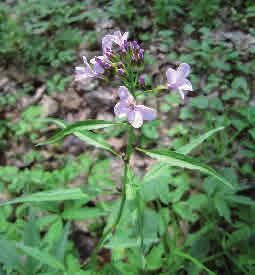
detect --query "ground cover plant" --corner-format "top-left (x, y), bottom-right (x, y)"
top-left (0, 0), bottom-right (254, 274)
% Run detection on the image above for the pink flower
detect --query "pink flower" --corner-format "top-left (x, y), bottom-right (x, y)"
top-left (114, 86), bottom-right (156, 128)
top-left (75, 56), bottom-right (104, 81)
top-left (166, 63), bottom-right (193, 99)
top-left (102, 31), bottom-right (129, 52)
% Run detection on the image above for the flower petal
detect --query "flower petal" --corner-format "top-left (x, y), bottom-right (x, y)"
top-left (82, 56), bottom-right (89, 64)
top-left (166, 68), bottom-right (177, 84)
top-left (128, 110), bottom-right (143, 128)
top-left (93, 62), bottom-right (104, 75)
top-left (178, 79), bottom-right (193, 91)
top-left (118, 86), bottom-right (134, 104)
top-left (113, 31), bottom-right (122, 39)
top-left (176, 63), bottom-right (191, 80)
top-left (75, 67), bottom-right (87, 81)
top-left (114, 102), bottom-right (130, 118)
top-left (102, 35), bottom-right (114, 51)
top-left (81, 56), bottom-right (95, 77)
top-left (122, 32), bottom-right (129, 41)
top-left (135, 105), bottom-right (156, 121)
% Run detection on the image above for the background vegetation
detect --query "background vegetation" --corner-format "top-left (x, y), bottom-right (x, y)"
top-left (0, 0), bottom-right (254, 274)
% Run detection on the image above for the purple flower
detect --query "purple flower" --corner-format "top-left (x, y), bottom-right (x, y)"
top-left (166, 63), bottom-right (193, 99)
top-left (131, 40), bottom-right (140, 51)
top-left (75, 56), bottom-right (104, 81)
top-left (137, 48), bottom-right (144, 61)
top-left (114, 86), bottom-right (156, 128)
top-left (102, 31), bottom-right (129, 52)
top-left (104, 48), bottom-right (115, 60)
top-left (117, 68), bottom-right (125, 75)
top-left (93, 56), bottom-right (112, 69)
top-left (139, 74), bottom-right (145, 86)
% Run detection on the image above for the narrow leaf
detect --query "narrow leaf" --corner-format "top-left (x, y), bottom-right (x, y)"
top-left (23, 208), bottom-right (41, 273)
top-left (62, 207), bottom-right (106, 220)
top-left (0, 188), bottom-right (88, 206)
top-left (41, 118), bottom-right (66, 128)
top-left (137, 148), bottom-right (232, 188)
top-left (74, 130), bottom-right (118, 156)
top-left (17, 244), bottom-right (64, 271)
top-left (177, 127), bottom-right (224, 155)
top-left (53, 223), bottom-right (70, 262)
top-left (37, 120), bottom-right (122, 145)
top-left (175, 249), bottom-right (216, 275)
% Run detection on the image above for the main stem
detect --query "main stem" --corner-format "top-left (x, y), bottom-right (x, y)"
top-left (90, 126), bottom-right (134, 265)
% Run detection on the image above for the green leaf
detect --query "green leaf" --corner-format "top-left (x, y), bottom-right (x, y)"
top-left (53, 223), bottom-right (70, 262)
top-left (17, 244), bottom-right (65, 271)
top-left (62, 207), bottom-right (106, 220)
top-left (137, 148), bottom-right (232, 188)
top-left (24, 208), bottom-right (40, 247)
top-left (23, 208), bottom-right (40, 273)
top-left (173, 202), bottom-right (198, 222)
top-left (0, 238), bottom-right (25, 273)
top-left (41, 118), bottom-right (66, 128)
top-left (43, 219), bottom-right (63, 245)
top-left (146, 243), bottom-right (164, 270)
top-left (249, 128), bottom-right (255, 140)
top-left (190, 96), bottom-right (209, 109)
top-left (37, 119), bottom-right (122, 145)
top-left (177, 127), bottom-right (224, 155)
top-left (0, 188), bottom-right (88, 206)
top-left (214, 196), bottom-right (231, 222)
top-left (74, 130), bottom-right (119, 156)
top-left (227, 195), bottom-right (254, 206)
top-left (174, 249), bottom-right (216, 275)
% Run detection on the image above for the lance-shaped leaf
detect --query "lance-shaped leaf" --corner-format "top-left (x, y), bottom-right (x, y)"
top-left (37, 119), bottom-right (122, 145)
top-left (137, 148), bottom-right (232, 188)
top-left (74, 130), bottom-right (119, 156)
top-left (177, 127), bottom-right (224, 155)
top-left (16, 244), bottom-right (65, 271)
top-left (0, 188), bottom-right (89, 206)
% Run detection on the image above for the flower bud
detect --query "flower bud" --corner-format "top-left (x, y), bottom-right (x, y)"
top-left (137, 49), bottom-right (144, 61)
top-left (139, 74), bottom-right (145, 86)
top-left (104, 48), bottom-right (116, 61)
top-left (131, 40), bottom-right (140, 51)
top-left (118, 68), bottom-right (125, 75)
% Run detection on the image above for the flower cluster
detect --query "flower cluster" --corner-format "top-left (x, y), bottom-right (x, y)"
top-left (75, 30), bottom-right (193, 128)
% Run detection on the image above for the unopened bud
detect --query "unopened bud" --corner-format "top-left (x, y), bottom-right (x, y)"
top-left (137, 49), bottom-right (144, 61)
top-left (118, 68), bottom-right (125, 75)
top-left (139, 74), bottom-right (145, 86)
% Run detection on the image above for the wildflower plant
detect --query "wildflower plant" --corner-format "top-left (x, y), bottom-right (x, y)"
top-left (1, 30), bottom-right (232, 271)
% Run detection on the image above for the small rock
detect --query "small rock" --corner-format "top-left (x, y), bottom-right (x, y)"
top-left (108, 137), bottom-right (125, 151)
top-left (21, 85), bottom-right (45, 108)
top-left (0, 77), bottom-right (9, 89)
top-left (57, 88), bottom-right (83, 110)
top-left (84, 87), bottom-right (114, 110)
top-left (41, 95), bottom-right (58, 117)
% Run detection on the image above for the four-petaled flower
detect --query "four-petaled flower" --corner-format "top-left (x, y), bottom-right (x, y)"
top-left (166, 63), bottom-right (193, 99)
top-left (102, 31), bottom-right (129, 52)
top-left (114, 86), bottom-right (156, 128)
top-left (75, 56), bottom-right (104, 81)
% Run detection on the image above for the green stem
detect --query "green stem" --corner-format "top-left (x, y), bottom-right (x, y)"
top-left (88, 126), bottom-right (134, 267)
top-left (137, 190), bottom-right (145, 265)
